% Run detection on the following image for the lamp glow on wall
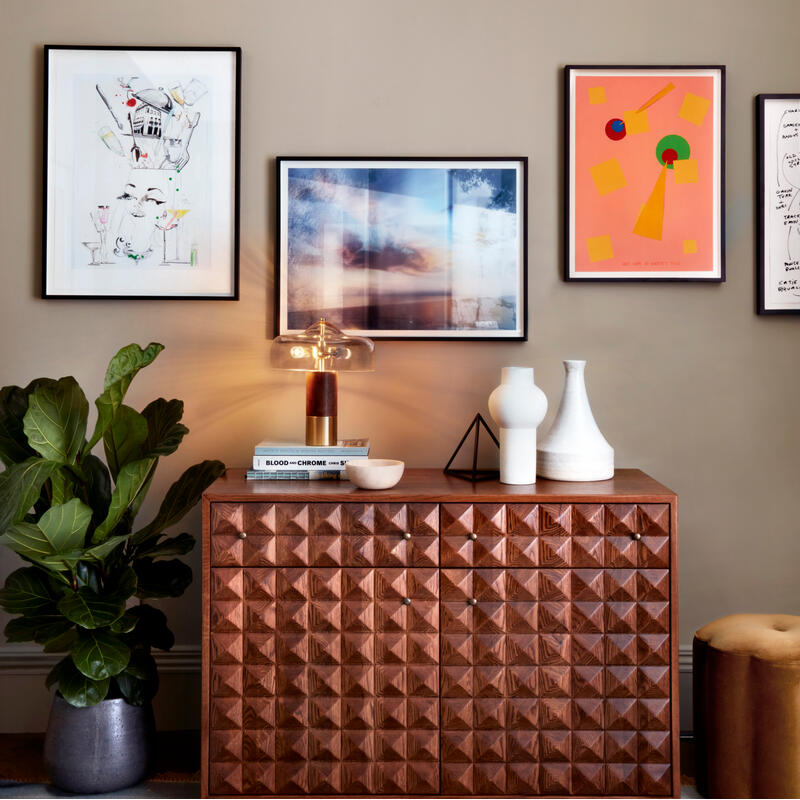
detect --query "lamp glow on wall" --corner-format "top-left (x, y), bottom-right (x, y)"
top-left (271, 319), bottom-right (375, 446)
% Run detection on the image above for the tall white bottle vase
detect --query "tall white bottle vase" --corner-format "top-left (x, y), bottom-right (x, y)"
top-left (536, 360), bottom-right (614, 481)
top-left (488, 366), bottom-right (548, 485)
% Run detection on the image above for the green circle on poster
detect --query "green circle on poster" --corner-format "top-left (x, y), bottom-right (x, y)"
top-left (656, 134), bottom-right (690, 169)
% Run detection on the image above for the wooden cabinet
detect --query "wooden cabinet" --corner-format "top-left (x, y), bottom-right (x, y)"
top-left (202, 469), bottom-right (678, 798)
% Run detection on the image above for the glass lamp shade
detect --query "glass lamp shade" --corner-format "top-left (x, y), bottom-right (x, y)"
top-left (271, 319), bottom-right (374, 373)
top-left (271, 319), bottom-right (374, 446)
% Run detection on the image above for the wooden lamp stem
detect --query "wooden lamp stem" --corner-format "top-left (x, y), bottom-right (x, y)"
top-left (306, 371), bottom-right (337, 446)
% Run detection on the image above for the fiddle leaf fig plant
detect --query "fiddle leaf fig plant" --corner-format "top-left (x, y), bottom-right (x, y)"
top-left (0, 343), bottom-right (225, 707)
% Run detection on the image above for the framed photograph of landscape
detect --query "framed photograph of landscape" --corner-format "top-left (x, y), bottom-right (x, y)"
top-left (757, 94), bottom-right (800, 314)
top-left (43, 45), bottom-right (241, 299)
top-left (565, 65), bottom-right (725, 281)
top-left (276, 157), bottom-right (528, 339)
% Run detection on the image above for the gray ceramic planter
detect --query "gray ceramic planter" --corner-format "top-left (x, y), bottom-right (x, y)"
top-left (44, 694), bottom-right (155, 794)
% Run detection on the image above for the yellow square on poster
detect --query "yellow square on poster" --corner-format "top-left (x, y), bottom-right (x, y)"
top-left (673, 158), bottom-right (699, 184)
top-left (588, 86), bottom-right (606, 104)
top-left (623, 109), bottom-right (649, 134)
top-left (679, 93), bottom-right (710, 126)
top-left (683, 239), bottom-right (698, 254)
top-left (590, 158), bottom-right (626, 196)
top-left (587, 235), bottom-right (614, 262)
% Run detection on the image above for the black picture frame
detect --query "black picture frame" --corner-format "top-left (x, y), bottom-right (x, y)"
top-left (756, 93), bottom-right (800, 314)
top-left (564, 65), bottom-right (726, 282)
top-left (42, 45), bottom-right (241, 300)
top-left (275, 156), bottom-right (528, 341)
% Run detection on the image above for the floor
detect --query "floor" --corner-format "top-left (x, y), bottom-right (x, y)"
top-left (0, 781), bottom-right (198, 798)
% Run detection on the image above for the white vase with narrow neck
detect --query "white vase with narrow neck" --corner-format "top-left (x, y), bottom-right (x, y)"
top-left (537, 360), bottom-right (614, 481)
top-left (488, 367), bottom-right (548, 485)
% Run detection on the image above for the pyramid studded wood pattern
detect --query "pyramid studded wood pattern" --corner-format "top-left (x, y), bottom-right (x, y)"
top-left (204, 480), bottom-right (676, 798)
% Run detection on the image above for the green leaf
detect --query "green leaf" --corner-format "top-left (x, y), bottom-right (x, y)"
top-left (23, 377), bottom-right (88, 465)
top-left (1, 498), bottom-right (92, 569)
top-left (84, 534), bottom-right (129, 564)
top-left (132, 460), bottom-right (225, 546)
top-left (127, 604), bottom-right (174, 650)
top-left (57, 588), bottom-right (126, 629)
top-left (37, 550), bottom-right (85, 571)
top-left (82, 454), bottom-right (111, 527)
top-left (93, 458), bottom-right (157, 543)
top-left (49, 469), bottom-right (73, 506)
top-left (0, 380), bottom-right (58, 467)
top-left (42, 627), bottom-right (78, 653)
top-left (123, 650), bottom-right (159, 681)
top-left (134, 558), bottom-right (192, 599)
top-left (136, 532), bottom-right (195, 560)
top-left (103, 405), bottom-right (148, 480)
top-left (0, 567), bottom-right (54, 615)
top-left (85, 343), bottom-right (164, 453)
top-left (5, 615), bottom-right (71, 644)
top-left (46, 656), bottom-right (72, 688)
top-left (110, 612), bottom-right (138, 634)
top-left (109, 566), bottom-right (138, 602)
top-left (0, 522), bottom-right (56, 562)
top-left (71, 629), bottom-right (131, 680)
top-left (115, 652), bottom-right (158, 705)
top-left (0, 458), bottom-right (60, 536)
top-left (141, 398), bottom-right (188, 457)
top-left (0, 385), bottom-right (34, 466)
top-left (38, 498), bottom-right (92, 552)
top-left (52, 657), bottom-right (110, 707)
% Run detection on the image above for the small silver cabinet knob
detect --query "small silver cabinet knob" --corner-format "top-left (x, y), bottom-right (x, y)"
top-left (632, 532), bottom-right (642, 541)
top-left (468, 598), bottom-right (478, 606)
top-left (402, 597), bottom-right (412, 606)
top-left (238, 531), bottom-right (248, 540)
top-left (467, 532), bottom-right (478, 541)
top-left (403, 532), bottom-right (412, 540)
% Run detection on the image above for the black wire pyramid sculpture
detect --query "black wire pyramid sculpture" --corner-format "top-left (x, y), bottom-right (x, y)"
top-left (443, 413), bottom-right (500, 482)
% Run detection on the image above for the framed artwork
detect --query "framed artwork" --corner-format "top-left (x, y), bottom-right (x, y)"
top-left (43, 46), bottom-right (240, 299)
top-left (565, 65), bottom-right (725, 281)
top-left (276, 157), bottom-right (527, 340)
top-left (757, 94), bottom-right (800, 314)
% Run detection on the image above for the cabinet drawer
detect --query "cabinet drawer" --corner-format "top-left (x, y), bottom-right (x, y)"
top-left (210, 502), bottom-right (439, 567)
top-left (441, 504), bottom-right (669, 569)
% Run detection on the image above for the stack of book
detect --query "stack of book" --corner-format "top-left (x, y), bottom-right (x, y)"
top-left (247, 438), bottom-right (370, 480)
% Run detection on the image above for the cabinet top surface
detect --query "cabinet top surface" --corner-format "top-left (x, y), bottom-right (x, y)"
top-left (204, 468), bottom-right (676, 503)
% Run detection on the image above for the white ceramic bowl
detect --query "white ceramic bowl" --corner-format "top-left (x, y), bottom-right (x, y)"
top-left (345, 458), bottom-right (405, 490)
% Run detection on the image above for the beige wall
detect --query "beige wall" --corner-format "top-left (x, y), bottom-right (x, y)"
top-left (1, 0), bottom-right (799, 732)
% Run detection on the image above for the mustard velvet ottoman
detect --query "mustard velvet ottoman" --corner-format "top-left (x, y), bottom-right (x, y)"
top-left (694, 614), bottom-right (800, 798)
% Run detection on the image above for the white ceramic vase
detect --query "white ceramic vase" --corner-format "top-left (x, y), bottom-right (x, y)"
top-left (488, 366), bottom-right (548, 485)
top-left (536, 360), bottom-right (614, 481)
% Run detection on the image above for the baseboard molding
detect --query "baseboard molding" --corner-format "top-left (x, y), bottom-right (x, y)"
top-left (0, 643), bottom-right (694, 675)
top-left (0, 644), bottom-right (201, 675)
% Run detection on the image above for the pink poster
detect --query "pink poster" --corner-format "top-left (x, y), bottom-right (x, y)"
top-left (566, 67), bottom-right (724, 281)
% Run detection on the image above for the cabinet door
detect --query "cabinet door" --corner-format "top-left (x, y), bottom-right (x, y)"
top-left (439, 502), bottom-right (672, 798)
top-left (374, 567), bottom-right (440, 794)
top-left (440, 568), bottom-right (539, 795)
top-left (210, 565), bottom-right (438, 796)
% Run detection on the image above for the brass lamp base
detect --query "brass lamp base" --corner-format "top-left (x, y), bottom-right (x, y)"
top-left (306, 415), bottom-right (337, 446)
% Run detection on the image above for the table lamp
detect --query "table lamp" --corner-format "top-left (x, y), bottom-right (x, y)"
top-left (271, 318), bottom-right (375, 446)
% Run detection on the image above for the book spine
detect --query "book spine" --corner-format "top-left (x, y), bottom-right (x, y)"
top-left (253, 448), bottom-right (369, 457)
top-left (246, 470), bottom-right (343, 480)
top-left (252, 456), bottom-right (350, 470)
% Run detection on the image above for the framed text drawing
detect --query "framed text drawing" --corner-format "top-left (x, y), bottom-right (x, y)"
top-left (757, 93), bottom-right (800, 313)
